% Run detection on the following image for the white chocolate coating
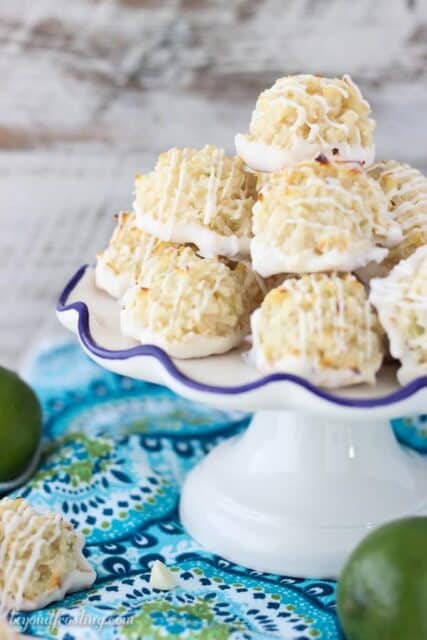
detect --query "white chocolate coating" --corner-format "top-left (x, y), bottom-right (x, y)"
top-left (134, 202), bottom-right (250, 259)
top-left (235, 134), bottom-right (375, 172)
top-left (251, 240), bottom-right (388, 278)
top-left (95, 257), bottom-right (132, 299)
top-left (120, 316), bottom-right (245, 359)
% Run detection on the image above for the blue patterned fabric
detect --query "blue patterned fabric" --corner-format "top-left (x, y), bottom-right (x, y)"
top-left (6, 342), bottom-right (426, 639)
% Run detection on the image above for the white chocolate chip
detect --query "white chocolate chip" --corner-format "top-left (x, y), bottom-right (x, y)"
top-left (149, 561), bottom-right (177, 591)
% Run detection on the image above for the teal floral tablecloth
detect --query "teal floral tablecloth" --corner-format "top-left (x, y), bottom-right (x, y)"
top-left (6, 342), bottom-right (427, 639)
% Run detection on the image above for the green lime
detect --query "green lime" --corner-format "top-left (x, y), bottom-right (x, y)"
top-left (0, 366), bottom-right (42, 482)
top-left (337, 517), bottom-right (427, 640)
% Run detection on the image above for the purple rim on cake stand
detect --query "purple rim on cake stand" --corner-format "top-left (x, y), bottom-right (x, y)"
top-left (57, 264), bottom-right (427, 578)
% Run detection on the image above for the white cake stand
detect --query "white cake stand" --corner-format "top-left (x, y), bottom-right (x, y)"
top-left (57, 265), bottom-right (427, 578)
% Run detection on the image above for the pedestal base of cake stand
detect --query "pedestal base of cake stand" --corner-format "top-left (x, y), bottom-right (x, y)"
top-left (180, 410), bottom-right (427, 578)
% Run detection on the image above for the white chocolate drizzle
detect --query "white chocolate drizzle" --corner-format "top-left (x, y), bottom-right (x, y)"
top-left (134, 146), bottom-right (254, 258)
top-left (120, 247), bottom-right (259, 358)
top-left (236, 75), bottom-right (375, 171)
top-left (250, 275), bottom-right (382, 387)
top-left (251, 166), bottom-right (400, 276)
top-left (0, 499), bottom-right (95, 613)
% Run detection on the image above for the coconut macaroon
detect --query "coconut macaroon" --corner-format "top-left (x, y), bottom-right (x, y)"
top-left (96, 211), bottom-right (176, 299)
top-left (251, 159), bottom-right (401, 277)
top-left (235, 74), bottom-right (376, 172)
top-left (363, 160), bottom-right (427, 279)
top-left (0, 620), bottom-right (26, 639)
top-left (250, 273), bottom-right (384, 388)
top-left (120, 245), bottom-right (264, 359)
top-left (0, 498), bottom-right (96, 612)
top-left (133, 145), bottom-right (256, 259)
top-left (370, 246), bottom-right (427, 385)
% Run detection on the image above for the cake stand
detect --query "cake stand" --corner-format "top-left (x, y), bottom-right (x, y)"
top-left (57, 265), bottom-right (427, 578)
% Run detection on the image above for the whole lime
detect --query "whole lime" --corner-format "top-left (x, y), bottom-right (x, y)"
top-left (337, 517), bottom-right (427, 640)
top-left (0, 366), bottom-right (42, 482)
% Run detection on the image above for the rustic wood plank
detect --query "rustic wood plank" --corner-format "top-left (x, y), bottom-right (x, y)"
top-left (0, 0), bottom-right (426, 156)
top-left (0, 150), bottom-right (154, 367)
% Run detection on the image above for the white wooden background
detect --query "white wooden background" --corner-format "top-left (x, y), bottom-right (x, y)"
top-left (1, 0), bottom-right (427, 368)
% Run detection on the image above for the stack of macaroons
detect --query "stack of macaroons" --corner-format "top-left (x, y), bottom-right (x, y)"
top-left (96, 145), bottom-right (266, 359)
top-left (95, 73), bottom-right (427, 387)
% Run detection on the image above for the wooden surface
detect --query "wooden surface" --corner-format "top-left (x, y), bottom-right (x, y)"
top-left (1, 0), bottom-right (427, 367)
